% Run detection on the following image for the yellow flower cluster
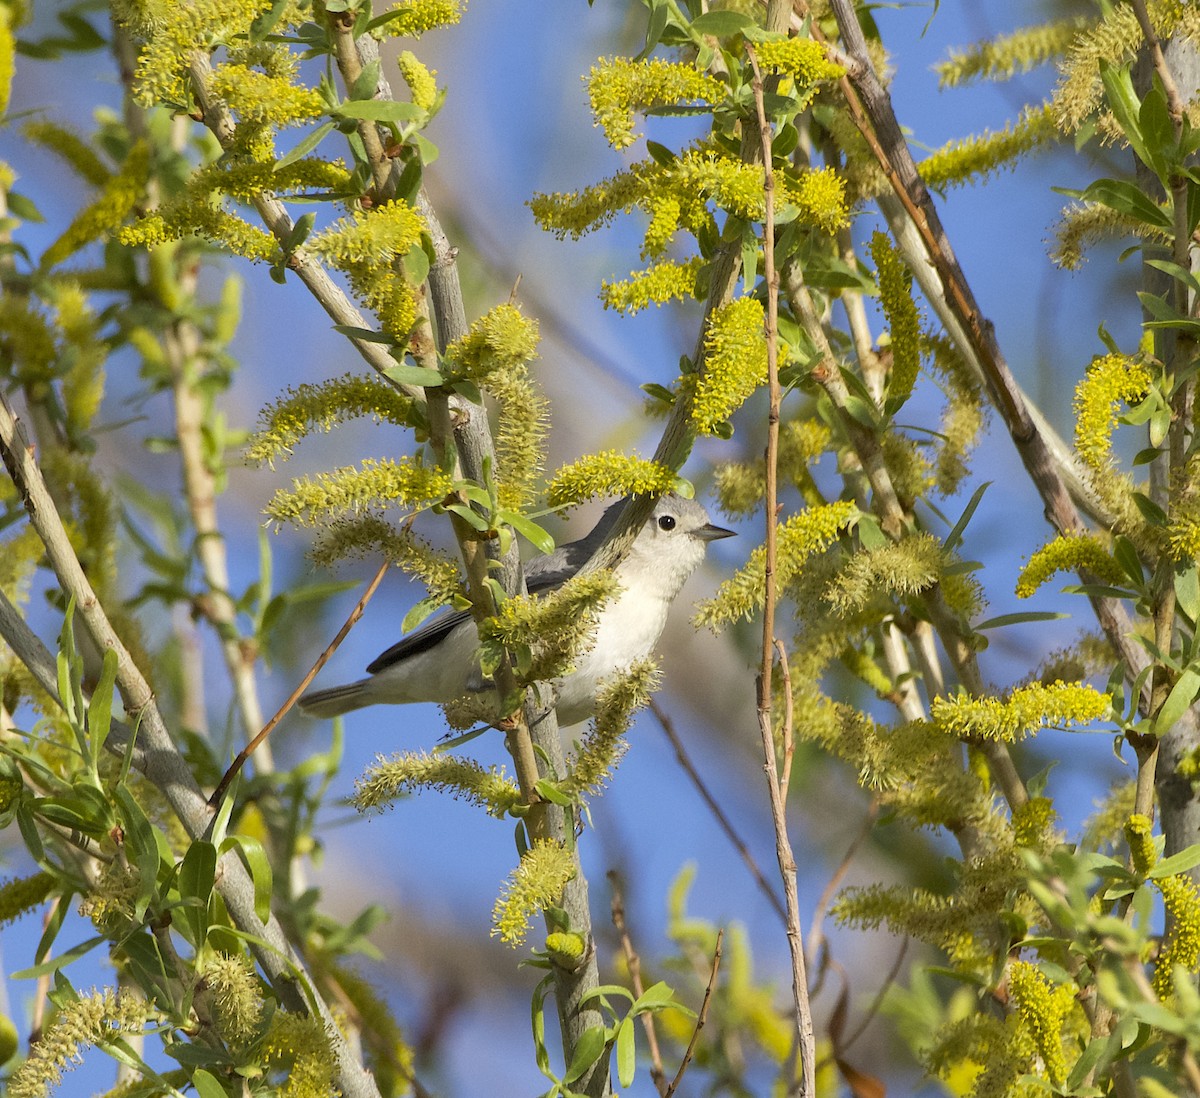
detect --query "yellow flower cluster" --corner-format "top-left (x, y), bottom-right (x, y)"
top-left (1015, 532), bottom-right (1125, 598)
top-left (1073, 353), bottom-right (1151, 473)
top-left (0, 872), bottom-right (53, 927)
top-left (788, 166), bottom-right (850, 233)
top-left (199, 953), bottom-right (264, 1049)
top-left (260, 1013), bottom-right (336, 1098)
top-left (481, 571), bottom-right (620, 685)
top-left (354, 751), bottom-right (521, 817)
top-left (491, 839), bottom-right (577, 946)
top-left (120, 203), bottom-right (278, 263)
top-left (562, 658), bottom-right (660, 799)
top-left (375, 0), bottom-right (462, 39)
top-left (246, 373), bottom-right (418, 466)
top-left (118, 0), bottom-right (268, 107)
top-left (265, 457), bottom-right (453, 526)
top-left (209, 63), bottom-right (326, 127)
top-left (42, 142), bottom-right (151, 268)
top-left (600, 257), bottom-right (702, 315)
top-left (546, 451), bottom-right (678, 508)
top-left (397, 50), bottom-right (438, 111)
top-left (931, 681), bottom-right (1109, 742)
top-left (308, 201), bottom-right (426, 266)
top-left (643, 194), bottom-right (682, 257)
top-left (691, 296), bottom-right (769, 434)
top-left (870, 231), bottom-right (920, 407)
top-left (696, 500), bottom-right (858, 629)
top-left (936, 18), bottom-right (1089, 89)
top-left (8, 987), bottom-right (149, 1098)
top-left (825, 532), bottom-right (945, 614)
top-left (587, 57), bottom-right (725, 149)
top-left (919, 104), bottom-right (1059, 193)
top-left (1007, 962), bottom-right (1076, 1087)
top-left (444, 303), bottom-right (540, 380)
top-left (752, 36), bottom-right (844, 84)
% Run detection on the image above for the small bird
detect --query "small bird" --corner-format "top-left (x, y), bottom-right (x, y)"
top-left (299, 495), bottom-right (734, 725)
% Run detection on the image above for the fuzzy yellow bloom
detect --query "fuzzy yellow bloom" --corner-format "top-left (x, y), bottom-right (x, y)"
top-left (260, 1013), bottom-right (336, 1098)
top-left (870, 231), bottom-right (921, 407)
top-left (209, 63), bottom-right (325, 126)
top-left (0, 872), bottom-right (53, 926)
top-left (354, 751), bottom-right (521, 817)
top-left (786, 166), bottom-right (850, 233)
top-left (643, 193), bottom-right (682, 258)
top-left (690, 297), bottom-right (769, 434)
top-left (397, 50), bottom-right (438, 111)
top-left (0, 5), bottom-right (13, 116)
top-left (375, 0), bottom-right (461, 38)
top-left (920, 104), bottom-right (1059, 193)
top-left (753, 36), bottom-right (844, 84)
top-left (1015, 532), bottom-right (1125, 598)
top-left (266, 457), bottom-right (453, 525)
top-left (696, 500), bottom-right (858, 629)
top-left (247, 373), bottom-right (419, 466)
top-left (931, 681), bottom-right (1109, 742)
top-left (492, 839), bottom-right (577, 946)
top-left (308, 201), bottom-right (427, 266)
top-left (588, 57), bottom-right (725, 150)
top-left (199, 953), bottom-right (264, 1049)
top-left (1073, 353), bottom-right (1151, 473)
top-left (546, 451), bottom-right (678, 508)
top-left (601, 258), bottom-right (702, 315)
top-left (936, 17), bottom-right (1089, 88)
top-left (22, 122), bottom-right (112, 187)
top-left (1007, 962), bottom-right (1076, 1087)
top-left (444, 303), bottom-right (540, 379)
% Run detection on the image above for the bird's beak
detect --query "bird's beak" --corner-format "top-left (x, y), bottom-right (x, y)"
top-left (698, 522), bottom-right (736, 542)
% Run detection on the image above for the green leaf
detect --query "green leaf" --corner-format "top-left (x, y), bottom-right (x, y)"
top-left (274, 121), bottom-right (337, 171)
top-left (402, 595), bottom-right (446, 634)
top-left (337, 99), bottom-right (425, 123)
top-left (944, 481), bottom-right (990, 553)
top-left (1152, 667), bottom-right (1200, 736)
top-left (974, 611), bottom-right (1067, 631)
top-left (86, 648), bottom-right (119, 774)
top-left (220, 835), bottom-right (273, 923)
top-left (12, 934), bottom-right (105, 979)
top-left (384, 362), bottom-right (444, 388)
top-left (616, 1016), bottom-right (636, 1089)
top-left (689, 10), bottom-right (755, 37)
top-left (632, 980), bottom-right (686, 1013)
top-left (1061, 178), bottom-right (1171, 230)
top-left (533, 779), bottom-right (574, 808)
top-left (505, 512), bottom-right (556, 556)
top-left (1147, 841), bottom-right (1200, 880)
top-left (332, 324), bottom-right (394, 344)
top-left (1131, 491), bottom-right (1168, 526)
top-left (351, 58), bottom-right (382, 102)
top-left (562, 1023), bottom-right (609, 1084)
top-left (192, 1069), bottom-right (229, 1098)
top-left (177, 840), bottom-right (216, 946)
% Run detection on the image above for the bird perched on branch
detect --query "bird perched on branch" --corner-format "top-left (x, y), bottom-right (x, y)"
top-left (299, 495), bottom-right (734, 725)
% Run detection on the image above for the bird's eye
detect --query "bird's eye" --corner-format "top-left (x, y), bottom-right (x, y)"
top-left (658, 515), bottom-right (676, 531)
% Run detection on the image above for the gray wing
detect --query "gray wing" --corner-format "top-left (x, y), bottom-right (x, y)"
top-left (363, 510), bottom-right (620, 675)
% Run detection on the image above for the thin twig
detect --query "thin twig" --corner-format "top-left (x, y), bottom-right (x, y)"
top-left (663, 928), bottom-right (723, 1098)
top-left (747, 42), bottom-right (817, 1098)
top-left (649, 700), bottom-right (787, 924)
top-left (209, 559), bottom-right (390, 809)
top-left (835, 936), bottom-right (908, 1054)
top-left (609, 872), bottom-right (667, 1097)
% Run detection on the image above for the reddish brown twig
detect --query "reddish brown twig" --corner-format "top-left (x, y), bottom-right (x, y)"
top-left (664, 928), bottom-right (723, 1098)
top-left (208, 560), bottom-right (390, 808)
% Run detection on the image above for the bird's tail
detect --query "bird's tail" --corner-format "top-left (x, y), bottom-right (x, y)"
top-left (298, 679), bottom-right (373, 719)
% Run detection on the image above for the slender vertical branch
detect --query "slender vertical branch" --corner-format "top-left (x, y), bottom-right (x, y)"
top-left (747, 44), bottom-right (816, 1098)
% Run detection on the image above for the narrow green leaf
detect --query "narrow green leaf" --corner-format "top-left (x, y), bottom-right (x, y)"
top-left (689, 10), bottom-right (755, 36)
top-left (331, 324), bottom-right (394, 344)
top-left (220, 835), bottom-right (273, 923)
top-left (12, 934), bottom-right (105, 979)
top-left (274, 120), bottom-right (336, 171)
top-left (178, 840), bottom-right (217, 946)
top-left (337, 99), bottom-right (424, 123)
top-left (616, 1016), bottom-right (636, 1089)
top-left (974, 611), bottom-right (1067, 631)
top-left (87, 648), bottom-right (119, 774)
top-left (562, 1023), bottom-right (609, 1084)
top-left (192, 1069), bottom-right (229, 1098)
top-left (1147, 841), bottom-right (1200, 880)
top-left (533, 779), bottom-right (575, 808)
top-left (1152, 667), bottom-right (1200, 736)
top-left (505, 512), bottom-right (556, 556)
top-left (944, 481), bottom-right (991, 552)
top-left (384, 362), bottom-right (444, 388)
